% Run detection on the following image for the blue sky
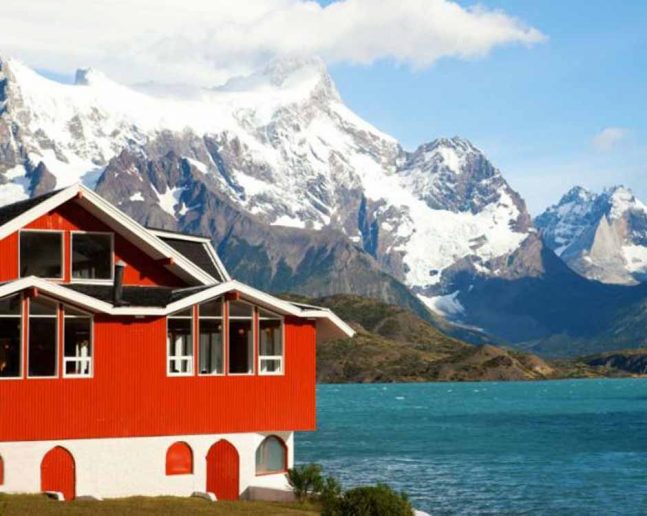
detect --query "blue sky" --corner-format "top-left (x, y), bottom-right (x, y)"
top-left (13, 0), bottom-right (646, 214)
top-left (324, 0), bottom-right (646, 213)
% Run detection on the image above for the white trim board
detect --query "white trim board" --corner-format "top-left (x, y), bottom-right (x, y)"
top-left (0, 277), bottom-right (355, 341)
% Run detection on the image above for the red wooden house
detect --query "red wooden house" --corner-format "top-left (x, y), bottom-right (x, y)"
top-left (0, 184), bottom-right (353, 501)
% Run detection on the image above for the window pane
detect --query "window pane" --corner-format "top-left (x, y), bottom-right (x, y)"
top-left (0, 319), bottom-right (21, 378)
top-left (260, 358), bottom-right (281, 374)
top-left (30, 298), bottom-right (57, 316)
top-left (64, 316), bottom-right (92, 376)
top-left (199, 319), bottom-right (223, 375)
top-left (29, 318), bottom-right (57, 377)
top-left (256, 437), bottom-right (286, 474)
top-left (200, 299), bottom-right (222, 317)
top-left (72, 233), bottom-right (113, 280)
top-left (229, 319), bottom-right (253, 374)
top-left (167, 318), bottom-right (192, 374)
top-left (0, 294), bottom-right (21, 315)
top-left (260, 319), bottom-right (282, 356)
top-left (20, 232), bottom-right (62, 278)
top-left (229, 301), bottom-right (252, 318)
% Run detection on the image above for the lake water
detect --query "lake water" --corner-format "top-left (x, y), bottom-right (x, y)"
top-left (296, 379), bottom-right (647, 515)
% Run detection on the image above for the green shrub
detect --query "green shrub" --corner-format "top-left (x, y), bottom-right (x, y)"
top-left (333, 483), bottom-right (413, 516)
top-left (320, 475), bottom-right (343, 516)
top-left (287, 464), bottom-right (324, 502)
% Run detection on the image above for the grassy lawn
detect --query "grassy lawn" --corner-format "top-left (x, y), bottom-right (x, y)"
top-left (0, 494), bottom-right (319, 516)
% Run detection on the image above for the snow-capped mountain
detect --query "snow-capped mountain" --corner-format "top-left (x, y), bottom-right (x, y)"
top-left (1, 55), bottom-right (644, 354)
top-left (536, 186), bottom-right (647, 285)
top-left (0, 55), bottom-right (531, 298)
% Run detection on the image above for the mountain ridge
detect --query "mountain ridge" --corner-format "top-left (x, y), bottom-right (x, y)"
top-left (0, 55), bottom-right (644, 356)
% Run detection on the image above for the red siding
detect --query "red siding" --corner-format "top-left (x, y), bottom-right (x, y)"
top-left (0, 316), bottom-right (316, 441)
top-left (41, 447), bottom-right (76, 501)
top-left (206, 440), bottom-right (239, 500)
top-left (0, 200), bottom-right (185, 286)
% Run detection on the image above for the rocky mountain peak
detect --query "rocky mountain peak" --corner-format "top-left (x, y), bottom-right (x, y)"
top-left (536, 185), bottom-right (647, 285)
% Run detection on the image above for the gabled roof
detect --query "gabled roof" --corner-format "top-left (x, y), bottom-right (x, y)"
top-left (0, 185), bottom-right (218, 286)
top-left (0, 277), bottom-right (355, 342)
top-left (148, 229), bottom-right (230, 282)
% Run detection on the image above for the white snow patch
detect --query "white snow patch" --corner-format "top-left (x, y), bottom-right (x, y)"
top-left (129, 192), bottom-right (144, 202)
top-left (153, 185), bottom-right (184, 218)
top-left (185, 158), bottom-right (208, 174)
top-left (623, 245), bottom-right (647, 273)
top-left (272, 214), bottom-right (306, 228)
top-left (419, 291), bottom-right (465, 319)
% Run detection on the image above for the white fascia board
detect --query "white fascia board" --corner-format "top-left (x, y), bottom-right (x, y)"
top-left (75, 186), bottom-right (217, 286)
top-left (149, 230), bottom-right (231, 282)
top-left (149, 229), bottom-right (231, 282)
top-left (0, 184), bottom-right (216, 286)
top-left (0, 278), bottom-right (354, 339)
top-left (0, 185), bottom-right (81, 241)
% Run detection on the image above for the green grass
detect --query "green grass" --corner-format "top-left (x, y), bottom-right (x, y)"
top-left (0, 494), bottom-right (320, 516)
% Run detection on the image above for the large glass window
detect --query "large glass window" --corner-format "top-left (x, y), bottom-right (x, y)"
top-left (255, 436), bottom-right (287, 475)
top-left (199, 299), bottom-right (223, 375)
top-left (71, 232), bottom-right (113, 280)
top-left (228, 301), bottom-right (253, 374)
top-left (28, 298), bottom-right (58, 377)
top-left (167, 309), bottom-right (193, 375)
top-left (20, 231), bottom-right (63, 278)
top-left (64, 307), bottom-right (92, 377)
top-left (259, 309), bottom-right (283, 374)
top-left (0, 294), bottom-right (22, 378)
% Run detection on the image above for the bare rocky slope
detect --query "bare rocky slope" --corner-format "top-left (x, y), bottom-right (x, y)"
top-left (0, 55), bottom-right (644, 356)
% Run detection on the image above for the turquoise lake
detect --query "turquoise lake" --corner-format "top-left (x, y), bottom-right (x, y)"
top-left (296, 379), bottom-right (647, 515)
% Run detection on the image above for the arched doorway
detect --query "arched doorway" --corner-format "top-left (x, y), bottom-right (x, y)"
top-left (41, 447), bottom-right (76, 501)
top-left (206, 440), bottom-right (239, 500)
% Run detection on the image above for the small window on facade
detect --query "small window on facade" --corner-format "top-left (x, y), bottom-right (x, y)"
top-left (20, 231), bottom-right (63, 279)
top-left (0, 454), bottom-right (4, 485)
top-left (255, 436), bottom-right (287, 475)
top-left (71, 233), bottom-right (113, 280)
top-left (64, 307), bottom-right (92, 377)
top-left (0, 294), bottom-right (22, 378)
top-left (165, 442), bottom-right (193, 475)
top-left (28, 298), bottom-right (58, 378)
top-left (228, 301), bottom-right (253, 374)
top-left (167, 309), bottom-right (193, 375)
top-left (259, 308), bottom-right (283, 374)
top-left (199, 299), bottom-right (223, 375)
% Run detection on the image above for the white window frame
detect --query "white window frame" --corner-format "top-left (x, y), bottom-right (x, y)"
top-left (18, 229), bottom-right (64, 281)
top-left (198, 299), bottom-right (225, 377)
top-left (227, 300), bottom-right (255, 376)
top-left (62, 306), bottom-right (94, 379)
top-left (167, 309), bottom-right (194, 377)
top-left (70, 231), bottom-right (115, 284)
top-left (257, 308), bottom-right (285, 376)
top-left (26, 297), bottom-right (59, 379)
top-left (0, 293), bottom-right (23, 380)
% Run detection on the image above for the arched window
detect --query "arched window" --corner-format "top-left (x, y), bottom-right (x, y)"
top-left (166, 442), bottom-right (193, 475)
top-left (255, 436), bottom-right (287, 475)
top-left (0, 454), bottom-right (4, 485)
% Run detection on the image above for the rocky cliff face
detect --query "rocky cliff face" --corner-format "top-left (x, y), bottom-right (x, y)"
top-left (536, 186), bottom-right (647, 285)
top-left (0, 55), bottom-right (643, 354)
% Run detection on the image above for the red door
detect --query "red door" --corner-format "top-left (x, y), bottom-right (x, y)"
top-left (41, 447), bottom-right (76, 501)
top-left (206, 440), bottom-right (239, 500)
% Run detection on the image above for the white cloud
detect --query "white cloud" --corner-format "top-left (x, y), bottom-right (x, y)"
top-left (592, 127), bottom-right (629, 151)
top-left (0, 0), bottom-right (545, 86)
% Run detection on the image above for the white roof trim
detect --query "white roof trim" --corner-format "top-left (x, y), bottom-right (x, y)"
top-left (0, 278), bottom-right (355, 340)
top-left (0, 184), bottom-right (217, 286)
top-left (149, 229), bottom-right (231, 282)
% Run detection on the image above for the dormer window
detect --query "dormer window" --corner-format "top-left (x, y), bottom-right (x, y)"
top-left (71, 232), bottom-right (113, 281)
top-left (20, 230), bottom-right (63, 279)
